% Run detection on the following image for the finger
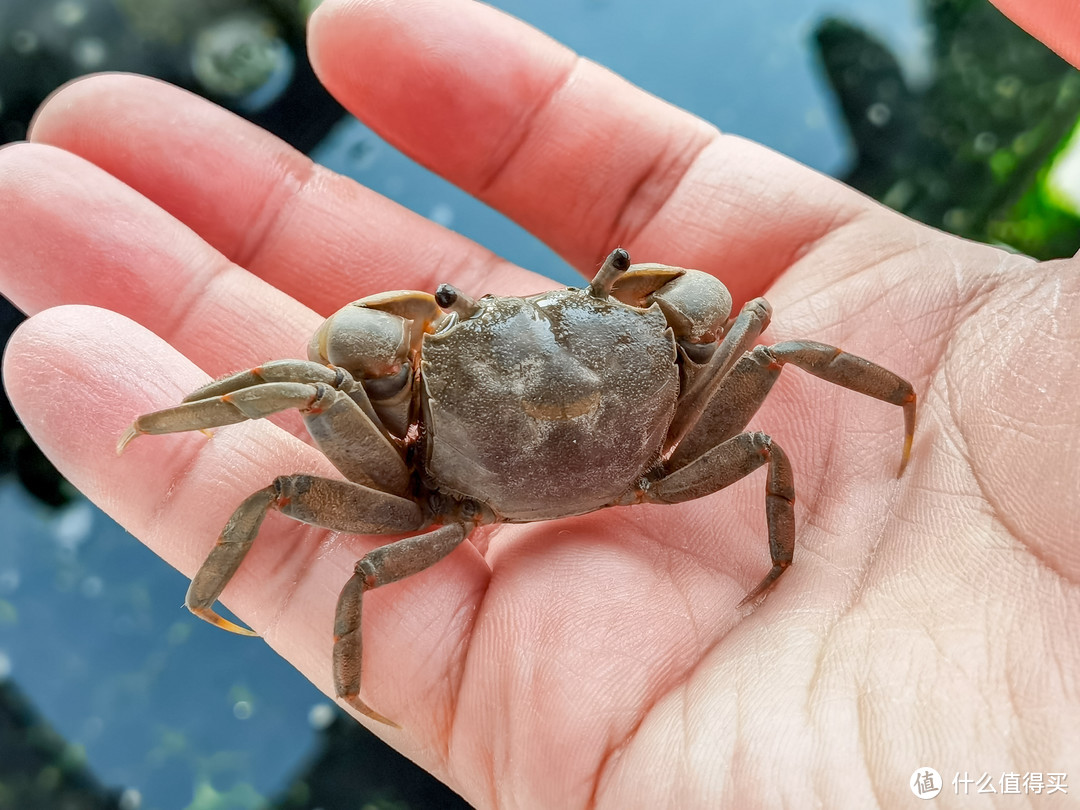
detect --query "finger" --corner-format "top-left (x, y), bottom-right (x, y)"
top-left (308, 0), bottom-right (872, 303)
top-left (0, 142), bottom-right (319, 377)
top-left (989, 0), bottom-right (1080, 68)
top-left (3, 306), bottom-right (489, 759)
top-left (27, 73), bottom-right (550, 314)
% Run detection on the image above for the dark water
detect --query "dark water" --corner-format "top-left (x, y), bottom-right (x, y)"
top-left (1, 0), bottom-right (1076, 808)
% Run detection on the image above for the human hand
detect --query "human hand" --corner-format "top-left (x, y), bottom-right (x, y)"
top-left (2, 0), bottom-right (1077, 807)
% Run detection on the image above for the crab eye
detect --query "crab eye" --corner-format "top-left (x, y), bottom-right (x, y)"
top-left (435, 283), bottom-right (481, 319)
top-left (434, 284), bottom-right (458, 308)
top-left (588, 248), bottom-right (631, 299)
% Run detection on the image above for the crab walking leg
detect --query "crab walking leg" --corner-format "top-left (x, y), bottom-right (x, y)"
top-left (186, 486), bottom-right (277, 636)
top-left (118, 379), bottom-right (409, 494)
top-left (668, 347), bottom-right (783, 470)
top-left (301, 390), bottom-right (410, 494)
top-left (185, 475), bottom-right (425, 636)
top-left (768, 341), bottom-right (917, 473)
top-left (181, 360), bottom-right (360, 403)
top-left (333, 522), bottom-right (471, 726)
top-left (669, 342), bottom-right (917, 475)
top-left (649, 432), bottom-right (796, 604)
top-left (117, 382), bottom-right (322, 446)
top-left (665, 297), bottom-right (772, 453)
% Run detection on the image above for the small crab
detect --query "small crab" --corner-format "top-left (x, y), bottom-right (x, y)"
top-left (119, 249), bottom-right (915, 726)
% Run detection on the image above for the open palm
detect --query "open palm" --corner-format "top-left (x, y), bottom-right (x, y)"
top-left (2, 0), bottom-right (1077, 807)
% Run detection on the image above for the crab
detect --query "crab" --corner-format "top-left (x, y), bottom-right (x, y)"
top-left (118, 248), bottom-right (916, 726)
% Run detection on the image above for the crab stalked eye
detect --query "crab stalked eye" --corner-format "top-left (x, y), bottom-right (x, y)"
top-left (588, 248), bottom-right (631, 299)
top-left (435, 283), bottom-right (481, 318)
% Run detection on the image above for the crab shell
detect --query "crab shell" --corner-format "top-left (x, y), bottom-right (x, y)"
top-left (309, 261), bottom-right (734, 523)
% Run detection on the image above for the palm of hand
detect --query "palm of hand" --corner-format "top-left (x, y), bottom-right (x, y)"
top-left (2, 1), bottom-right (1077, 807)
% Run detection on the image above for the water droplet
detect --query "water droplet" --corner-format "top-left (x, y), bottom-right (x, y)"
top-left (191, 14), bottom-right (292, 109)
top-left (167, 621), bottom-right (192, 645)
top-left (53, 500), bottom-right (93, 552)
top-left (346, 135), bottom-right (379, 171)
top-left (0, 568), bottom-right (19, 594)
top-left (943, 207), bottom-right (970, 231)
top-left (80, 575), bottom-right (103, 598)
top-left (233, 699), bottom-right (253, 719)
top-left (803, 106), bottom-right (826, 129)
top-left (995, 75), bottom-right (1022, 99)
top-left (866, 102), bottom-right (892, 127)
top-left (54, 0), bottom-right (88, 26)
top-left (11, 30), bottom-right (39, 55)
top-left (72, 37), bottom-right (107, 69)
top-left (429, 202), bottom-right (454, 227)
top-left (973, 131), bottom-right (998, 155)
top-left (307, 702), bottom-right (336, 730)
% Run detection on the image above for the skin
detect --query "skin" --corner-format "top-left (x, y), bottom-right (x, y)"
top-left (1, 0), bottom-right (1077, 807)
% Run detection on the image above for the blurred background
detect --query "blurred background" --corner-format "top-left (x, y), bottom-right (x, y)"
top-left (1, 0), bottom-right (1078, 808)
